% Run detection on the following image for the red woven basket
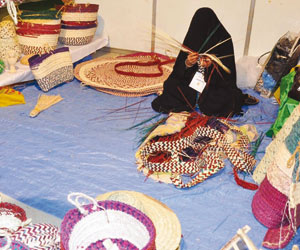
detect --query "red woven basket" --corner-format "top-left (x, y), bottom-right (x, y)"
top-left (0, 199), bottom-right (29, 234)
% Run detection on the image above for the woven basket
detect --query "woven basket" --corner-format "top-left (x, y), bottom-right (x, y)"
top-left (0, 197), bottom-right (31, 234)
top-left (28, 47), bottom-right (74, 92)
top-left (11, 223), bottom-right (60, 250)
top-left (0, 231), bottom-right (29, 250)
top-left (59, 24), bottom-right (97, 46)
top-left (60, 4), bottom-right (99, 22)
top-left (16, 21), bottom-right (61, 55)
top-left (251, 176), bottom-right (289, 229)
top-left (60, 193), bottom-right (156, 250)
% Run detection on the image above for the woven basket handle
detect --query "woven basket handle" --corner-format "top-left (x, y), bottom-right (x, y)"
top-left (68, 193), bottom-right (105, 216)
top-left (0, 230), bottom-right (12, 250)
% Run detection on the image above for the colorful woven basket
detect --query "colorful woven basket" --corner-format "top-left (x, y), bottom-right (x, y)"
top-left (59, 23), bottom-right (97, 46)
top-left (96, 190), bottom-right (182, 250)
top-left (59, 4), bottom-right (99, 22)
top-left (60, 193), bottom-right (156, 250)
top-left (11, 223), bottom-right (60, 250)
top-left (0, 231), bottom-right (29, 250)
top-left (28, 47), bottom-right (74, 92)
top-left (16, 21), bottom-right (61, 55)
top-left (57, 3), bottom-right (99, 45)
top-left (0, 197), bottom-right (30, 234)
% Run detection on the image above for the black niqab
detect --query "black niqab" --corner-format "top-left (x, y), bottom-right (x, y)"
top-left (151, 8), bottom-right (247, 117)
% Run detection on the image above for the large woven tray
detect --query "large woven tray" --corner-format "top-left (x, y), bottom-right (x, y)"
top-left (74, 52), bottom-right (174, 97)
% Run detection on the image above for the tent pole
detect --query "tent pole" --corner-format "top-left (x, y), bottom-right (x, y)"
top-left (151, 0), bottom-right (157, 52)
top-left (243, 0), bottom-right (256, 56)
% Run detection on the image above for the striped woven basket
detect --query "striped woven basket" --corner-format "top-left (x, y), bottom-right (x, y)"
top-left (59, 23), bottom-right (97, 46)
top-left (60, 193), bottom-right (156, 250)
top-left (60, 4), bottom-right (99, 22)
top-left (11, 223), bottom-right (60, 250)
top-left (28, 47), bottom-right (74, 92)
top-left (16, 21), bottom-right (61, 55)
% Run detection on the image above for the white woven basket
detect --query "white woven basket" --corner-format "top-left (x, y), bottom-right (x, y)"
top-left (61, 193), bottom-right (156, 250)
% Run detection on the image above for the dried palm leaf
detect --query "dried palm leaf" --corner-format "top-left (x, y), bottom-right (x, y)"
top-left (151, 26), bottom-right (232, 73)
top-left (30, 94), bottom-right (63, 117)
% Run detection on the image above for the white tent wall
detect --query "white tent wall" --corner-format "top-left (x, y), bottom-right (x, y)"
top-left (29, 0), bottom-right (300, 60)
top-left (249, 0), bottom-right (300, 59)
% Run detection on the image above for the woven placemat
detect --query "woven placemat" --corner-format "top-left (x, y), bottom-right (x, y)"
top-left (74, 52), bottom-right (174, 97)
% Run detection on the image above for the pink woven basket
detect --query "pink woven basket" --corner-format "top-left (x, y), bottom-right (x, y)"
top-left (60, 193), bottom-right (156, 250)
top-left (0, 233), bottom-right (29, 250)
top-left (251, 176), bottom-right (289, 229)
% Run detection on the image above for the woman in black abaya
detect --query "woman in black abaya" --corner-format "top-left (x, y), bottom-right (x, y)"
top-left (151, 7), bottom-right (258, 117)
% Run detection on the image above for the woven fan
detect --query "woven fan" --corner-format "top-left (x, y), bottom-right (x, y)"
top-left (29, 94), bottom-right (63, 117)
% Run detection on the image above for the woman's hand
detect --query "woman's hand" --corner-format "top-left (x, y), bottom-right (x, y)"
top-left (198, 56), bottom-right (212, 68)
top-left (185, 52), bottom-right (199, 67)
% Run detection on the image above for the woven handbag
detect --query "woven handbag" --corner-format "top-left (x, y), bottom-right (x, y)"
top-left (11, 223), bottom-right (60, 250)
top-left (0, 196), bottom-right (31, 234)
top-left (28, 47), bottom-right (74, 92)
top-left (61, 193), bottom-right (156, 250)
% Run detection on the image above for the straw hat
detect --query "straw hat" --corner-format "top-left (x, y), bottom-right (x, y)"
top-left (74, 52), bottom-right (175, 97)
top-left (96, 190), bottom-right (182, 250)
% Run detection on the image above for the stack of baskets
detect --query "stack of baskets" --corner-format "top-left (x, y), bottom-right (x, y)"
top-left (16, 9), bottom-right (62, 55)
top-left (59, 3), bottom-right (99, 46)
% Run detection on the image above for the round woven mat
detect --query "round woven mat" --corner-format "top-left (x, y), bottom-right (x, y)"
top-left (74, 53), bottom-right (174, 97)
top-left (96, 190), bottom-right (181, 250)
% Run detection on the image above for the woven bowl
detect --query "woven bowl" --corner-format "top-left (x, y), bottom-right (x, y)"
top-left (251, 176), bottom-right (289, 229)
top-left (61, 198), bottom-right (156, 250)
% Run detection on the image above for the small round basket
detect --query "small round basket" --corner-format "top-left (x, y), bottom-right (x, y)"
top-left (61, 193), bottom-right (156, 250)
top-left (0, 197), bottom-right (30, 234)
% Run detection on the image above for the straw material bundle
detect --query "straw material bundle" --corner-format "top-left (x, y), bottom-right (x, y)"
top-left (30, 94), bottom-right (63, 117)
top-left (152, 26), bottom-right (232, 73)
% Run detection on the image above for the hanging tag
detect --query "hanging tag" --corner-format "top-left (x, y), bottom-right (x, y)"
top-left (189, 71), bottom-right (206, 93)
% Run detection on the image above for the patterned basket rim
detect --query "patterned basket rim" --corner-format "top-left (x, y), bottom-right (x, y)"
top-left (61, 199), bottom-right (156, 250)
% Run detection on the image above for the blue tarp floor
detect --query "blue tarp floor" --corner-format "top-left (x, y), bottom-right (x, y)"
top-left (0, 76), bottom-right (299, 249)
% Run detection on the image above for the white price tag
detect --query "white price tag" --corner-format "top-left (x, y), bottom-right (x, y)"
top-left (189, 71), bottom-right (206, 93)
